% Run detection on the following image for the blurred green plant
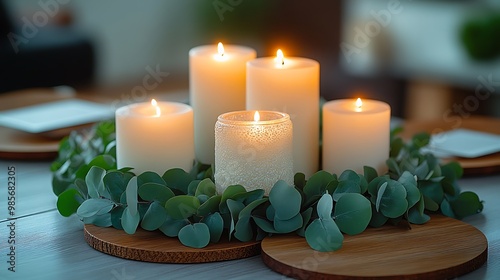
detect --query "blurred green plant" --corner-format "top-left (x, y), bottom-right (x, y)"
top-left (52, 122), bottom-right (483, 251)
top-left (460, 13), bottom-right (500, 61)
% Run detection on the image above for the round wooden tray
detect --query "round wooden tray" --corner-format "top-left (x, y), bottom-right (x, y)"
top-left (261, 215), bottom-right (487, 279)
top-left (84, 225), bottom-right (261, 263)
top-left (401, 116), bottom-right (500, 176)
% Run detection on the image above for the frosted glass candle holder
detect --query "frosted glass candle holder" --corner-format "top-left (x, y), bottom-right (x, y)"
top-left (214, 110), bottom-right (293, 194)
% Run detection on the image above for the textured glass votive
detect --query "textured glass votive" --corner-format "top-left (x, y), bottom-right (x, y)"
top-left (214, 110), bottom-right (293, 194)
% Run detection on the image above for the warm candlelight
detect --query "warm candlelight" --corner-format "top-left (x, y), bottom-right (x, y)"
top-left (246, 50), bottom-right (319, 177)
top-left (115, 101), bottom-right (195, 175)
top-left (322, 98), bottom-right (391, 175)
top-left (214, 110), bottom-right (293, 194)
top-left (190, 43), bottom-right (256, 165)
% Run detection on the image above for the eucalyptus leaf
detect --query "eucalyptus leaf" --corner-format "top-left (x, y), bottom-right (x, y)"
top-left (333, 180), bottom-right (361, 202)
top-left (450, 191), bottom-right (483, 219)
top-left (303, 170), bottom-right (335, 199)
top-left (104, 171), bottom-right (133, 203)
top-left (274, 213), bottom-right (303, 233)
top-left (164, 195), bottom-right (200, 220)
top-left (83, 213), bottom-right (112, 227)
top-left (334, 193), bottom-right (372, 235)
top-left (252, 216), bottom-right (278, 233)
top-left (85, 166), bottom-right (107, 199)
top-left (138, 182), bottom-right (175, 205)
top-left (187, 180), bottom-right (201, 196)
top-left (294, 172), bottom-right (306, 190)
top-left (197, 195), bottom-right (222, 217)
top-left (239, 198), bottom-right (269, 219)
top-left (76, 154), bottom-right (116, 180)
top-left (234, 215), bottom-right (253, 242)
top-left (305, 218), bottom-right (343, 252)
top-left (269, 180), bottom-right (301, 220)
top-left (398, 171), bottom-right (420, 209)
top-left (296, 207), bottom-right (313, 237)
top-left (178, 223), bottom-right (210, 249)
top-left (369, 204), bottom-right (388, 228)
top-left (316, 193), bottom-right (333, 220)
top-left (408, 206), bottom-right (430, 224)
top-left (125, 176), bottom-right (138, 216)
top-left (57, 188), bottom-right (83, 217)
top-left (121, 206), bottom-right (140, 234)
top-left (227, 199), bottom-right (245, 238)
top-left (162, 168), bottom-right (194, 194)
top-left (203, 212), bottom-right (224, 243)
top-left (77, 198), bottom-right (115, 218)
top-left (111, 206), bottom-right (125, 229)
top-left (141, 201), bottom-right (167, 231)
top-left (220, 185), bottom-right (247, 214)
top-left (232, 189), bottom-right (265, 205)
top-left (138, 171), bottom-right (166, 186)
top-left (439, 199), bottom-right (456, 219)
top-left (266, 204), bottom-right (275, 221)
top-left (376, 180), bottom-right (408, 218)
top-left (363, 166), bottom-right (378, 183)
top-left (159, 215), bottom-right (189, 237)
top-left (197, 194), bottom-right (209, 204)
top-left (195, 178), bottom-right (217, 197)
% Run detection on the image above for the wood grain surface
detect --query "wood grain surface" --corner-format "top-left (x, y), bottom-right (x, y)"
top-left (261, 215), bottom-right (487, 280)
top-left (401, 116), bottom-right (500, 176)
top-left (84, 225), bottom-right (261, 263)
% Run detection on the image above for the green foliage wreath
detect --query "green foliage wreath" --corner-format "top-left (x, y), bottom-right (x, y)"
top-left (51, 121), bottom-right (483, 251)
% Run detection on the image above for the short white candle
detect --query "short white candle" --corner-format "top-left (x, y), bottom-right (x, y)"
top-left (190, 43), bottom-right (256, 165)
top-left (214, 110), bottom-right (293, 194)
top-left (116, 100), bottom-right (195, 175)
top-left (246, 50), bottom-right (319, 177)
top-left (322, 98), bottom-right (390, 175)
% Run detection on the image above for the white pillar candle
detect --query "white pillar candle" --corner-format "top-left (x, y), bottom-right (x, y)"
top-left (214, 110), bottom-right (293, 194)
top-left (190, 43), bottom-right (256, 165)
top-left (322, 98), bottom-right (390, 175)
top-left (246, 50), bottom-right (319, 177)
top-left (116, 100), bottom-right (194, 175)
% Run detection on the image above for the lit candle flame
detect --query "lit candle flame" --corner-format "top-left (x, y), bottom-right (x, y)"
top-left (151, 99), bottom-right (161, 117)
top-left (218, 42), bottom-right (224, 57)
top-left (355, 98), bottom-right (363, 112)
top-left (276, 49), bottom-right (284, 66)
top-left (254, 111), bottom-right (260, 122)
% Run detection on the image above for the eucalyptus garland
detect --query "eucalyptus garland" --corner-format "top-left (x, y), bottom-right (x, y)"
top-left (51, 121), bottom-right (483, 251)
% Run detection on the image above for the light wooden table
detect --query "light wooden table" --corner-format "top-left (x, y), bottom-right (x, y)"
top-left (0, 159), bottom-right (499, 280)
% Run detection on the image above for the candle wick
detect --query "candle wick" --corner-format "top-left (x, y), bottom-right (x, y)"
top-left (281, 60), bottom-right (284, 66)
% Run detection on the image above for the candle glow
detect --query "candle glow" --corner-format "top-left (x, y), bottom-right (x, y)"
top-left (254, 111), bottom-right (260, 122)
top-left (355, 98), bottom-right (363, 112)
top-left (276, 49), bottom-right (284, 66)
top-left (217, 42), bottom-right (224, 57)
top-left (151, 99), bottom-right (161, 117)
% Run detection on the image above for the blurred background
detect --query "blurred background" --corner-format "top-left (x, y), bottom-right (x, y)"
top-left (1, 0), bottom-right (499, 119)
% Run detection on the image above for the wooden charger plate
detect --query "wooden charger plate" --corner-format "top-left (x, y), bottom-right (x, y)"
top-left (261, 215), bottom-right (487, 279)
top-left (401, 116), bottom-right (500, 176)
top-left (84, 225), bottom-right (261, 263)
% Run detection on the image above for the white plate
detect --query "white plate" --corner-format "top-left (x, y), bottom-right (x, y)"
top-left (429, 128), bottom-right (500, 158)
top-left (0, 99), bottom-right (113, 133)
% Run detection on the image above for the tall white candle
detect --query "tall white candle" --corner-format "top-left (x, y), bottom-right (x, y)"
top-left (246, 50), bottom-right (319, 177)
top-left (116, 100), bottom-right (194, 175)
top-left (322, 98), bottom-right (390, 175)
top-left (190, 43), bottom-right (256, 165)
top-left (214, 110), bottom-right (293, 194)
